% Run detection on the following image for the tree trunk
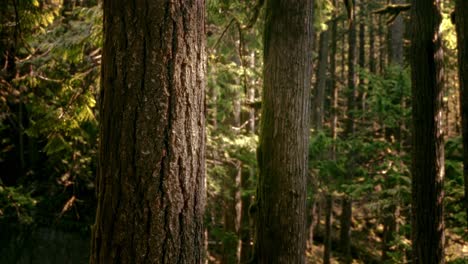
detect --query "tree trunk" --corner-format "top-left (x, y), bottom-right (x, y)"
top-left (369, 14), bottom-right (376, 74)
top-left (340, 1), bottom-right (357, 262)
top-left (239, 51), bottom-right (257, 264)
top-left (455, 0), bottom-right (468, 228)
top-left (389, 0), bottom-right (404, 66)
top-left (222, 73), bottom-right (243, 264)
top-left (378, 14), bottom-right (385, 73)
top-left (90, 1), bottom-right (206, 263)
top-left (341, 19), bottom-right (347, 84)
top-left (409, 0), bottom-right (445, 263)
top-left (323, 194), bottom-right (333, 264)
top-left (254, 0), bottom-right (313, 263)
top-left (312, 29), bottom-right (330, 131)
top-left (357, 1), bottom-right (366, 119)
top-left (381, 2), bottom-right (405, 260)
top-left (323, 3), bottom-right (338, 263)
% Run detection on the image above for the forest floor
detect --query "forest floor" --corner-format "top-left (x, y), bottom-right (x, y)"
top-left (306, 200), bottom-right (468, 264)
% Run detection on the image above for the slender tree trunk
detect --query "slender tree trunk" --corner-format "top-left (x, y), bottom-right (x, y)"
top-left (254, 0), bottom-right (313, 263)
top-left (369, 15), bottom-right (376, 74)
top-left (91, 1), bottom-right (206, 263)
top-left (222, 74), bottom-right (243, 264)
top-left (240, 168), bottom-right (252, 263)
top-left (323, 4), bottom-right (338, 264)
top-left (455, 0), bottom-right (468, 228)
top-left (323, 195), bottom-right (333, 264)
top-left (382, 2), bottom-right (405, 261)
top-left (340, 1), bottom-right (357, 262)
top-left (308, 28), bottom-right (330, 250)
top-left (240, 52), bottom-right (257, 264)
top-left (409, 0), bottom-right (445, 263)
top-left (390, 0), bottom-right (404, 66)
top-left (378, 15), bottom-right (385, 73)
top-left (341, 19), bottom-right (347, 84)
top-left (357, 2), bottom-right (365, 119)
top-left (312, 29), bottom-right (330, 131)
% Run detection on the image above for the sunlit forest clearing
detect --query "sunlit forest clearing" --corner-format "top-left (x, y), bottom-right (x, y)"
top-left (1, 0), bottom-right (468, 263)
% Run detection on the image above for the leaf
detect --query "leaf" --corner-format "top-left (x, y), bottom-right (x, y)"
top-left (44, 134), bottom-right (70, 155)
top-left (59, 195), bottom-right (76, 217)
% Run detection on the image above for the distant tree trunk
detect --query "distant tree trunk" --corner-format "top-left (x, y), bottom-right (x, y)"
top-left (378, 15), bottom-right (385, 73)
top-left (358, 2), bottom-right (365, 114)
top-left (389, 0), bottom-right (404, 65)
top-left (323, 194), bottom-right (333, 264)
top-left (323, 3), bottom-right (338, 264)
top-left (341, 19), bottom-right (347, 83)
top-left (367, 9), bottom-right (377, 134)
top-left (254, 0), bottom-right (313, 263)
top-left (308, 28), bottom-right (330, 250)
top-left (382, 2), bottom-right (405, 261)
top-left (455, 0), bottom-right (468, 228)
top-left (90, 1), bottom-right (206, 263)
top-left (340, 1), bottom-right (357, 262)
top-left (240, 167), bottom-right (252, 263)
top-left (239, 52), bottom-right (256, 264)
top-left (369, 15), bottom-right (376, 74)
top-left (312, 29), bottom-right (330, 131)
top-left (409, 0), bottom-right (445, 263)
top-left (222, 73), bottom-right (242, 264)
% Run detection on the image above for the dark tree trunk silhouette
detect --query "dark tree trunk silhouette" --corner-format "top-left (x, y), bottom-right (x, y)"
top-left (455, 0), bottom-right (468, 228)
top-left (254, 0), bottom-right (313, 263)
top-left (90, 1), bottom-right (206, 263)
top-left (340, 1), bottom-right (357, 262)
top-left (409, 0), bottom-right (445, 263)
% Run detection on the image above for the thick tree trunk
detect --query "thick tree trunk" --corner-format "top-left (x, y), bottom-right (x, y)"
top-left (455, 0), bottom-right (468, 228)
top-left (254, 0), bottom-right (313, 263)
top-left (90, 1), bottom-right (206, 263)
top-left (409, 0), bottom-right (445, 263)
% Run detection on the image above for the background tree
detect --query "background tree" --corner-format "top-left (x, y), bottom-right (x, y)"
top-left (409, 0), bottom-right (445, 263)
top-left (339, 0), bottom-right (356, 262)
top-left (254, 0), bottom-right (313, 263)
top-left (90, 1), bottom-right (206, 263)
top-left (455, 0), bottom-right (468, 227)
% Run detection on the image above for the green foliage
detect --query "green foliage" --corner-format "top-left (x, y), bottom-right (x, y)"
top-left (363, 65), bottom-right (411, 130)
top-left (445, 137), bottom-right (467, 237)
top-left (0, 4), bottom-right (101, 231)
top-left (0, 185), bottom-right (36, 224)
top-left (314, 0), bottom-right (334, 31)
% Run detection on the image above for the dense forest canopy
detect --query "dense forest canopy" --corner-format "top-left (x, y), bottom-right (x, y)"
top-left (0, 0), bottom-right (467, 263)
